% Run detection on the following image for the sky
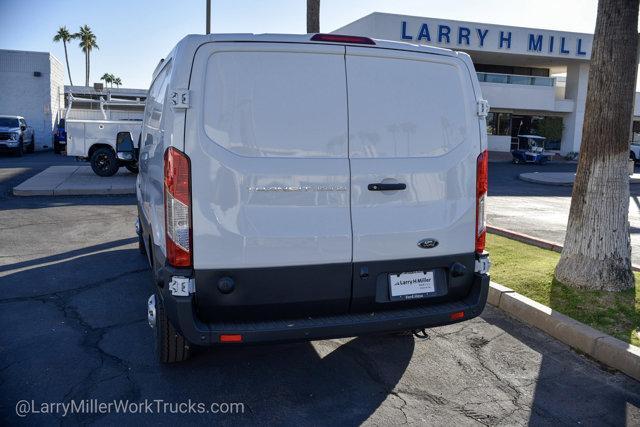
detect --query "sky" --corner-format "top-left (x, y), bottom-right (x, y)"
top-left (0, 0), bottom-right (604, 89)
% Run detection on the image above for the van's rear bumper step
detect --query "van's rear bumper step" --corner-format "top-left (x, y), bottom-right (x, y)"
top-left (160, 273), bottom-right (490, 346)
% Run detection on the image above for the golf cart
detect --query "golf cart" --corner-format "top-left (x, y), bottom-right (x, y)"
top-left (511, 135), bottom-right (551, 165)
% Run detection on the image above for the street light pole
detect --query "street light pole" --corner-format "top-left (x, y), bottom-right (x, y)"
top-left (206, 0), bottom-right (211, 34)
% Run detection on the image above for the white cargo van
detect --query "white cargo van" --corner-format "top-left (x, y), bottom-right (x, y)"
top-left (137, 33), bottom-right (490, 363)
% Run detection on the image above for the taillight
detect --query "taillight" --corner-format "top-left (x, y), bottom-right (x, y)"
top-left (310, 33), bottom-right (375, 45)
top-left (476, 150), bottom-right (488, 253)
top-left (219, 334), bottom-right (243, 343)
top-left (450, 311), bottom-right (465, 321)
top-left (164, 147), bottom-right (192, 267)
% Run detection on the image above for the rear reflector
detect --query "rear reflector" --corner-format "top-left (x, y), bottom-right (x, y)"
top-left (219, 334), bottom-right (243, 343)
top-left (450, 311), bottom-right (465, 321)
top-left (310, 33), bottom-right (375, 45)
top-left (164, 147), bottom-right (192, 267)
top-left (475, 150), bottom-right (488, 253)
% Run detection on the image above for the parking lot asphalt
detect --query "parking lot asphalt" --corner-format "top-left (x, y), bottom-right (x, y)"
top-left (1, 152), bottom-right (640, 425)
top-left (488, 161), bottom-right (640, 265)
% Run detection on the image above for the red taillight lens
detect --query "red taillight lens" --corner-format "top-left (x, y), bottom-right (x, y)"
top-left (450, 311), bottom-right (465, 320)
top-left (164, 147), bottom-right (192, 267)
top-left (476, 150), bottom-right (488, 253)
top-left (310, 33), bottom-right (375, 45)
top-left (220, 334), bottom-right (243, 343)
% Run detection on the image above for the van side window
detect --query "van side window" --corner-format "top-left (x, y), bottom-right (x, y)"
top-left (203, 50), bottom-right (348, 158)
top-left (145, 60), bottom-right (173, 131)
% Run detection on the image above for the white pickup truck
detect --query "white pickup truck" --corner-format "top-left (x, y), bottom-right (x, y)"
top-left (66, 119), bottom-right (141, 176)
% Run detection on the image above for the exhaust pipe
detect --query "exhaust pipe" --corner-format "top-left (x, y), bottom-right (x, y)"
top-left (147, 294), bottom-right (156, 328)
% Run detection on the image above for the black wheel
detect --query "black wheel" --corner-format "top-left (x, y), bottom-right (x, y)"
top-left (631, 151), bottom-right (638, 163)
top-left (125, 163), bottom-right (139, 174)
top-left (14, 140), bottom-right (24, 157)
top-left (27, 136), bottom-right (35, 153)
top-left (155, 293), bottom-right (191, 363)
top-left (54, 139), bottom-right (66, 154)
top-left (512, 158), bottom-right (519, 164)
top-left (90, 147), bottom-right (119, 177)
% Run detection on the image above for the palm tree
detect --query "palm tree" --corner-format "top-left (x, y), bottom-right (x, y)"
top-left (100, 72), bottom-right (112, 88)
top-left (113, 77), bottom-right (122, 88)
top-left (53, 26), bottom-right (75, 86)
top-left (555, 0), bottom-right (639, 291)
top-left (307, 0), bottom-right (320, 33)
top-left (74, 25), bottom-right (99, 87)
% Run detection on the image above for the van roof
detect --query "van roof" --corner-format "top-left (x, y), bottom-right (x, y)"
top-left (153, 33), bottom-right (460, 81)
top-left (187, 33), bottom-right (456, 55)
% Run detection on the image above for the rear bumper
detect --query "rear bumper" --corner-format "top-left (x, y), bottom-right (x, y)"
top-left (159, 272), bottom-right (490, 346)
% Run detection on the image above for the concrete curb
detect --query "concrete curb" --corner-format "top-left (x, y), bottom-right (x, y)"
top-left (13, 165), bottom-right (136, 196)
top-left (519, 172), bottom-right (574, 186)
top-left (488, 282), bottom-right (640, 381)
top-left (518, 172), bottom-right (640, 186)
top-left (487, 225), bottom-right (640, 272)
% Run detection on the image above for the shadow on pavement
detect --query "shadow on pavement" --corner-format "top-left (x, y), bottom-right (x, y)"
top-left (0, 246), bottom-right (415, 425)
top-left (0, 237), bottom-right (137, 273)
top-left (2, 240), bottom-right (640, 424)
top-left (482, 306), bottom-right (640, 425)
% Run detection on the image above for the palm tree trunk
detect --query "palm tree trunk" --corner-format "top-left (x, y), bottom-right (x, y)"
top-left (555, 0), bottom-right (639, 291)
top-left (84, 52), bottom-right (89, 86)
top-left (87, 52), bottom-right (90, 87)
top-left (307, 0), bottom-right (320, 33)
top-left (63, 41), bottom-right (73, 86)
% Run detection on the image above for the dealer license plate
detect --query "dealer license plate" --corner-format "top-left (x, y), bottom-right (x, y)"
top-left (389, 270), bottom-right (435, 300)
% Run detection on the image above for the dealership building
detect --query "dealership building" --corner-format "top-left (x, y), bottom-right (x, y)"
top-left (337, 13), bottom-right (640, 154)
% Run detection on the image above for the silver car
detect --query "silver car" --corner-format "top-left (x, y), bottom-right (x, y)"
top-left (0, 115), bottom-right (35, 156)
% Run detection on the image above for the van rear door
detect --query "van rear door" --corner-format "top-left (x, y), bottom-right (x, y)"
top-left (186, 43), bottom-right (353, 320)
top-left (345, 47), bottom-right (481, 311)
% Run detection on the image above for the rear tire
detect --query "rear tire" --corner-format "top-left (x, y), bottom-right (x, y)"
top-left (27, 136), bottom-right (35, 153)
top-left (125, 163), bottom-right (139, 174)
top-left (90, 147), bottom-right (119, 177)
top-left (631, 151), bottom-right (638, 163)
top-left (54, 139), bottom-right (63, 154)
top-left (155, 294), bottom-right (191, 363)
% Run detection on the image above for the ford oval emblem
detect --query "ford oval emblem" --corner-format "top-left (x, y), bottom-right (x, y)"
top-left (418, 238), bottom-right (439, 249)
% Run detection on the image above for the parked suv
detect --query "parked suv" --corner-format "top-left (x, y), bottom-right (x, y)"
top-left (0, 115), bottom-right (35, 156)
top-left (137, 33), bottom-right (491, 363)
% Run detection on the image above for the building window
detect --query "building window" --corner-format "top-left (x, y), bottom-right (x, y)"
top-left (486, 112), bottom-right (512, 136)
top-left (487, 112), bottom-right (496, 135)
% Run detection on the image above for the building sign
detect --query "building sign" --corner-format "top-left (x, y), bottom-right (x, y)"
top-left (399, 19), bottom-right (590, 58)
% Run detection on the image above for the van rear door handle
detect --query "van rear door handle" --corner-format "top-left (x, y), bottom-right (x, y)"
top-left (368, 183), bottom-right (406, 191)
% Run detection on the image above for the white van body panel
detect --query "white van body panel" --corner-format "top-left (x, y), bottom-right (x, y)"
top-left (345, 46), bottom-right (480, 262)
top-left (185, 43), bottom-right (351, 269)
top-left (139, 33), bottom-right (486, 267)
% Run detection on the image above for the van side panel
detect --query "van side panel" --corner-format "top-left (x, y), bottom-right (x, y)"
top-left (346, 47), bottom-right (480, 263)
top-left (139, 59), bottom-right (174, 257)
